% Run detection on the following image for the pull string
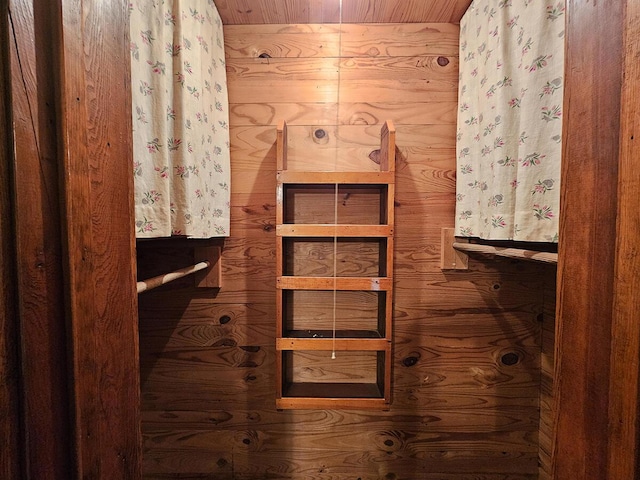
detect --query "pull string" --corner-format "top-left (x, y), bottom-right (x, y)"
top-left (331, 182), bottom-right (338, 359)
top-left (332, 0), bottom-right (342, 359)
top-left (334, 0), bottom-right (343, 172)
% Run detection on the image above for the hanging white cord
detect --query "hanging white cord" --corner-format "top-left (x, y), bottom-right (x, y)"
top-left (332, 182), bottom-right (338, 359)
top-left (332, 0), bottom-right (342, 360)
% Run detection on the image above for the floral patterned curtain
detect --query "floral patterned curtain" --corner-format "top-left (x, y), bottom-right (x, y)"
top-left (455, 0), bottom-right (565, 242)
top-left (130, 0), bottom-right (230, 238)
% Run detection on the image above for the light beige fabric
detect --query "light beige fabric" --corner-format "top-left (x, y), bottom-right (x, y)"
top-left (130, 0), bottom-right (230, 238)
top-left (455, 1), bottom-right (565, 242)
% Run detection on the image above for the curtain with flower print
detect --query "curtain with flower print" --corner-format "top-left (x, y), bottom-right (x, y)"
top-left (455, 0), bottom-right (565, 242)
top-left (130, 0), bottom-right (230, 238)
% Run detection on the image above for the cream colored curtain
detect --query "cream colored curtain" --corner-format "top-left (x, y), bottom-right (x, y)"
top-left (130, 0), bottom-right (230, 238)
top-left (455, 1), bottom-right (565, 242)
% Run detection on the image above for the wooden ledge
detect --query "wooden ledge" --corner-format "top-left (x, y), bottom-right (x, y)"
top-left (440, 227), bottom-right (558, 269)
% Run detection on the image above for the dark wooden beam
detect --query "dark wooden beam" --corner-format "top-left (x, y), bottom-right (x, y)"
top-left (7, 1), bottom-right (71, 477)
top-left (608, 1), bottom-right (640, 478)
top-left (0, 1), bottom-right (23, 478)
top-left (56, 0), bottom-right (141, 477)
top-left (554, 0), bottom-right (624, 478)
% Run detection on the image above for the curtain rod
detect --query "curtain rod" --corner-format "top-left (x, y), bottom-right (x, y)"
top-left (452, 242), bottom-right (558, 264)
top-left (137, 261), bottom-right (211, 294)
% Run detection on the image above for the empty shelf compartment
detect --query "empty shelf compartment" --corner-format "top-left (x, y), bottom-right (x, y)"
top-left (281, 290), bottom-right (388, 338)
top-left (282, 237), bottom-right (389, 277)
top-left (282, 184), bottom-right (390, 225)
top-left (280, 350), bottom-right (387, 399)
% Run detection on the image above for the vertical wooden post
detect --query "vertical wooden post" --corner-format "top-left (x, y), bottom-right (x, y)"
top-left (56, 0), bottom-right (141, 478)
top-left (440, 228), bottom-right (469, 270)
top-left (553, 1), bottom-right (624, 478)
top-left (0, 3), bottom-right (23, 478)
top-left (379, 120), bottom-right (395, 174)
top-left (7, 1), bottom-right (72, 477)
top-left (194, 246), bottom-right (223, 288)
top-left (276, 119), bottom-right (288, 171)
top-left (607, 1), bottom-right (640, 477)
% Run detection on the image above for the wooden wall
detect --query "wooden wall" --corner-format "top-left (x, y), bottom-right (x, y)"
top-left (138, 22), bottom-right (556, 479)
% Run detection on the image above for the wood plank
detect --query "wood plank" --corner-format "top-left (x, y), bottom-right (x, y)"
top-left (227, 57), bottom-right (339, 80)
top-left (553, 1), bottom-right (623, 479)
top-left (277, 276), bottom-right (392, 290)
top-left (339, 101), bottom-right (457, 125)
top-left (228, 79), bottom-right (338, 103)
top-left (0, 6), bottom-right (21, 478)
top-left (224, 24), bottom-right (341, 58)
top-left (277, 224), bottom-right (392, 236)
top-left (141, 406), bottom-right (540, 431)
top-left (217, 2), bottom-right (341, 25)
top-left (141, 429), bottom-right (538, 477)
top-left (278, 170), bottom-right (394, 183)
top-left (229, 101), bottom-right (456, 126)
top-left (453, 242), bottom-right (558, 265)
top-left (340, 56), bottom-right (458, 81)
top-left (538, 268), bottom-right (556, 480)
top-left (608, 1), bottom-right (640, 477)
top-left (339, 78), bottom-right (458, 103)
top-left (277, 395), bottom-right (387, 410)
top-left (340, 23), bottom-right (460, 57)
top-left (7, 1), bottom-right (71, 477)
top-left (217, 1), bottom-right (472, 25)
top-left (141, 426), bottom-right (539, 454)
top-left (57, 0), bottom-right (141, 477)
top-left (230, 102), bottom-right (338, 126)
top-left (440, 227), bottom-right (469, 270)
top-left (341, 0), bottom-right (473, 24)
top-left (276, 338), bottom-right (389, 350)
top-left (143, 449), bottom-right (537, 480)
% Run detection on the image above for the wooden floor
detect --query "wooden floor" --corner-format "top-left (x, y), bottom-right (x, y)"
top-left (137, 22), bottom-right (557, 480)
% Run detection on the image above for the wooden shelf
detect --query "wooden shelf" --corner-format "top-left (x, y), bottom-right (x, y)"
top-left (277, 171), bottom-right (394, 184)
top-left (277, 385), bottom-right (389, 410)
top-left (275, 119), bottom-right (395, 410)
top-left (281, 381), bottom-right (384, 397)
top-left (277, 276), bottom-right (392, 291)
top-left (277, 224), bottom-right (393, 237)
top-left (276, 338), bottom-right (390, 351)
top-left (439, 227), bottom-right (558, 269)
top-left (283, 329), bottom-right (383, 339)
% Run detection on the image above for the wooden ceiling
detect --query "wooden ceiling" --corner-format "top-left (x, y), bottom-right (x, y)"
top-left (214, 0), bottom-right (473, 25)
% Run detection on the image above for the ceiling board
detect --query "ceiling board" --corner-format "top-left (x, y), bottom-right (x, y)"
top-left (341, 0), bottom-right (472, 23)
top-left (215, 0), bottom-right (341, 24)
top-left (215, 0), bottom-right (473, 24)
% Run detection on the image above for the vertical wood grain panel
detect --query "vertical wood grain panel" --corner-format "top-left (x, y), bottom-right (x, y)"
top-left (8, 1), bottom-right (71, 478)
top-left (57, 0), bottom-right (141, 478)
top-left (608, 1), bottom-right (640, 478)
top-left (0, 4), bottom-right (22, 478)
top-left (538, 266), bottom-right (556, 480)
top-left (553, 1), bottom-right (623, 478)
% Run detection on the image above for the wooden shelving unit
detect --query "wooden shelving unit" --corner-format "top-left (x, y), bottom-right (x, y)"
top-left (275, 120), bottom-right (396, 410)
